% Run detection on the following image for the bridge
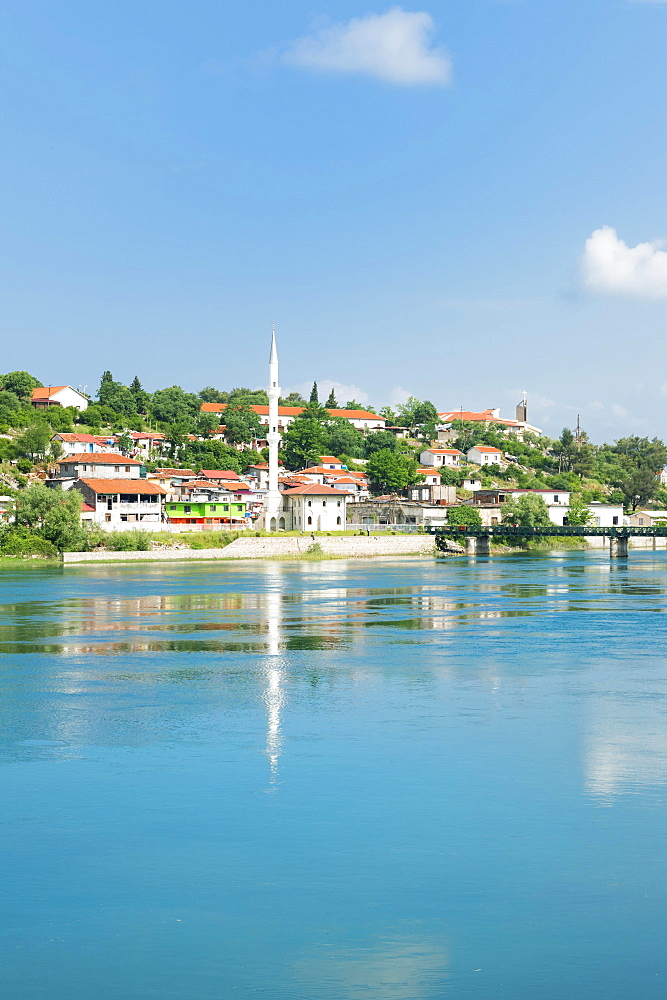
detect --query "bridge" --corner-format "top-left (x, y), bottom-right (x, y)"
top-left (426, 524), bottom-right (667, 558)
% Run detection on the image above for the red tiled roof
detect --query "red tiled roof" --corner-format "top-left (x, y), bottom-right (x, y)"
top-left (130, 431), bottom-right (166, 440)
top-left (424, 449), bottom-right (462, 455)
top-left (282, 483), bottom-right (351, 496)
top-left (201, 403), bottom-right (384, 421)
top-left (246, 462), bottom-right (269, 469)
top-left (470, 446), bottom-right (502, 453)
top-left (150, 469), bottom-right (197, 477)
top-left (199, 469), bottom-right (241, 479)
top-left (54, 433), bottom-right (114, 444)
top-left (80, 502), bottom-right (95, 512)
top-left (319, 456), bottom-right (343, 463)
top-left (300, 466), bottom-right (337, 475)
top-left (186, 479), bottom-right (253, 492)
top-left (77, 479), bottom-right (167, 494)
top-left (31, 386), bottom-right (69, 400)
top-left (58, 452), bottom-right (142, 465)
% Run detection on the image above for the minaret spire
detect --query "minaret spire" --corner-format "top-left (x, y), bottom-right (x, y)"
top-left (262, 324), bottom-right (282, 530)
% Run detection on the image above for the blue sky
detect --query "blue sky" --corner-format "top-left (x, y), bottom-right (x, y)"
top-left (1, 1), bottom-right (667, 439)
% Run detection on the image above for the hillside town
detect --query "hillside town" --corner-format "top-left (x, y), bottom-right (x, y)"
top-left (1, 339), bottom-right (667, 554)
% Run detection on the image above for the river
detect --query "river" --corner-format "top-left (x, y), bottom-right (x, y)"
top-left (1, 552), bottom-right (666, 998)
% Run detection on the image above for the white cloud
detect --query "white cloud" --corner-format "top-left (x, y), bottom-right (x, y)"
top-left (581, 226), bottom-right (667, 299)
top-left (285, 7), bottom-right (451, 86)
top-left (389, 385), bottom-right (413, 406)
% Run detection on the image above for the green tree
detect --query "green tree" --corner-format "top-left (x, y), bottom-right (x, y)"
top-left (223, 403), bottom-right (263, 445)
top-left (165, 422), bottom-right (190, 460)
top-left (379, 406), bottom-right (397, 425)
top-left (279, 391), bottom-right (306, 406)
top-left (115, 432), bottom-right (134, 456)
top-left (228, 387), bottom-right (269, 405)
top-left (149, 386), bottom-right (199, 426)
top-left (309, 381), bottom-right (319, 404)
top-left (326, 417), bottom-right (364, 459)
top-left (325, 388), bottom-right (337, 408)
top-left (129, 376), bottom-right (150, 413)
top-left (364, 430), bottom-right (399, 457)
top-left (1, 371), bottom-right (43, 401)
top-left (609, 436), bottom-right (667, 509)
top-left (566, 495), bottom-right (593, 526)
top-left (446, 504), bottom-right (482, 527)
top-left (439, 467), bottom-right (460, 486)
top-left (281, 402), bottom-right (329, 470)
top-left (396, 396), bottom-right (439, 437)
top-left (9, 484), bottom-right (88, 551)
top-left (501, 494), bottom-right (552, 527)
top-left (197, 411), bottom-right (221, 438)
top-left (367, 449), bottom-right (420, 494)
top-left (98, 376), bottom-right (137, 419)
top-left (15, 422), bottom-right (51, 463)
top-left (182, 439), bottom-right (244, 473)
top-left (198, 386), bottom-right (228, 403)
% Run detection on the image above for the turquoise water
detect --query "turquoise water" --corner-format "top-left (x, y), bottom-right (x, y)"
top-left (1, 552), bottom-right (667, 998)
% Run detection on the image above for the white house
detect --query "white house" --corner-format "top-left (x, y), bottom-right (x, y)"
top-left (129, 431), bottom-right (167, 459)
top-left (419, 448), bottom-right (462, 468)
top-left (51, 432), bottom-right (119, 457)
top-left (467, 445), bottom-right (502, 466)
top-left (280, 483), bottom-right (349, 531)
top-left (31, 386), bottom-right (88, 411)
top-left (74, 479), bottom-right (166, 527)
top-left (586, 502), bottom-right (623, 527)
top-left (56, 453), bottom-right (143, 483)
top-left (417, 468), bottom-right (441, 486)
top-left (319, 455), bottom-right (345, 470)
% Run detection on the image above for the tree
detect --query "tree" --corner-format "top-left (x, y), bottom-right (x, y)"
top-left (280, 391), bottom-right (306, 406)
top-left (228, 387), bottom-right (269, 405)
top-left (129, 376), bottom-right (150, 413)
top-left (281, 402), bottom-right (329, 470)
top-left (325, 388), bottom-right (338, 408)
top-left (397, 396), bottom-right (439, 437)
top-left (98, 376), bottom-right (137, 419)
top-left (165, 422), bottom-right (190, 460)
top-left (197, 411), bottom-right (221, 439)
top-left (439, 467), bottom-right (460, 486)
top-left (447, 505), bottom-right (482, 527)
top-left (182, 439), bottom-right (243, 473)
top-left (326, 417), bottom-right (364, 459)
top-left (501, 494), bottom-right (552, 527)
top-left (115, 432), bottom-right (134, 456)
top-left (379, 406), bottom-right (397, 425)
top-left (223, 403), bottom-right (263, 445)
top-left (1, 371), bottom-right (43, 401)
top-left (610, 435), bottom-right (667, 510)
top-left (367, 449), bottom-right (420, 494)
top-left (309, 382), bottom-right (319, 404)
top-left (149, 386), bottom-right (199, 426)
top-left (15, 422), bottom-right (51, 463)
top-left (364, 430), bottom-right (398, 457)
top-left (199, 386), bottom-right (228, 403)
top-left (9, 483), bottom-right (88, 551)
top-left (566, 495), bottom-right (593, 526)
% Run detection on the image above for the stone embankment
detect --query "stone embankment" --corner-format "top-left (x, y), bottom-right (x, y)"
top-left (62, 534), bottom-right (462, 564)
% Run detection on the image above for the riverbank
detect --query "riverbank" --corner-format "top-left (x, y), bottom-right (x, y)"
top-left (62, 534), bottom-right (459, 563)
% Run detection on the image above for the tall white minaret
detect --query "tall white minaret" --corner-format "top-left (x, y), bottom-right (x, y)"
top-left (263, 324), bottom-right (282, 530)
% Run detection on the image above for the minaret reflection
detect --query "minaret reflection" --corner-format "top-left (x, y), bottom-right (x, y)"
top-left (263, 569), bottom-right (285, 786)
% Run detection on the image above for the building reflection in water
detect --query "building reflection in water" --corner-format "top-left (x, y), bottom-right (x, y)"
top-left (263, 567), bottom-right (285, 786)
top-left (585, 695), bottom-right (667, 805)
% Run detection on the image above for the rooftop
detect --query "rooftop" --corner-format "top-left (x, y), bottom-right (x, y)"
top-left (200, 402), bottom-right (384, 421)
top-left (282, 483), bottom-right (351, 497)
top-left (59, 452), bottom-right (142, 465)
top-left (77, 478), bottom-right (167, 494)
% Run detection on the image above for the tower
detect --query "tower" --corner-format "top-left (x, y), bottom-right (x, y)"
top-left (516, 391), bottom-right (528, 425)
top-left (262, 325), bottom-right (282, 531)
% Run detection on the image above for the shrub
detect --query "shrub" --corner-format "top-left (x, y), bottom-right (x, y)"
top-left (0, 530), bottom-right (58, 557)
top-left (104, 530), bottom-right (151, 551)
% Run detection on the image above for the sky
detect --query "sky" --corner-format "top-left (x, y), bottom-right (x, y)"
top-left (1, 0), bottom-right (667, 441)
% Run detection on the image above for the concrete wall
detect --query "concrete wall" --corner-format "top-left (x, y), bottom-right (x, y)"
top-left (63, 534), bottom-right (438, 563)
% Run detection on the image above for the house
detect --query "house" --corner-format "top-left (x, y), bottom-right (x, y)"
top-left (146, 469), bottom-right (198, 492)
top-left (587, 503), bottom-right (623, 527)
top-left (199, 469), bottom-right (242, 483)
top-left (438, 407), bottom-right (541, 438)
top-left (52, 432), bottom-right (118, 457)
top-left (319, 456), bottom-right (345, 470)
top-left (325, 474), bottom-right (370, 501)
top-left (0, 496), bottom-right (13, 522)
top-left (73, 479), bottom-right (166, 527)
top-left (165, 484), bottom-right (248, 526)
top-left (200, 403), bottom-right (386, 433)
top-left (55, 453), bottom-right (144, 485)
top-left (659, 469), bottom-right (667, 486)
top-left (467, 445), bottom-right (502, 466)
top-left (350, 497), bottom-right (449, 528)
top-left (30, 386), bottom-right (88, 411)
top-left (462, 477), bottom-right (482, 491)
top-left (629, 510), bottom-right (667, 527)
top-left (417, 468), bottom-right (441, 486)
top-left (419, 448), bottom-right (462, 468)
top-left (129, 431), bottom-right (167, 459)
top-left (280, 483), bottom-right (349, 531)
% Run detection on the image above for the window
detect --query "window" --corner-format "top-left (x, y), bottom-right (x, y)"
top-left (322, 500), bottom-right (326, 507)
top-left (185, 505), bottom-right (191, 514)
top-left (337, 501), bottom-right (341, 507)
top-left (125, 466), bottom-right (130, 473)
top-left (307, 516), bottom-right (312, 525)
top-left (114, 466), bottom-right (120, 472)
top-left (209, 505), bottom-right (217, 511)
top-left (307, 500), bottom-right (312, 507)
top-left (613, 516), bottom-right (619, 526)
top-left (336, 516), bottom-right (341, 525)
top-left (554, 495), bottom-right (559, 503)
top-left (638, 517), bottom-right (644, 525)
top-left (105, 513), bottom-right (111, 522)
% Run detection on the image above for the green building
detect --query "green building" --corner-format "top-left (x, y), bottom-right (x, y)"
top-left (166, 498), bottom-right (247, 525)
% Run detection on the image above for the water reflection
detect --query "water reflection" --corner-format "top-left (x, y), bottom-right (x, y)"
top-left (585, 695), bottom-right (667, 804)
top-left (264, 570), bottom-right (284, 785)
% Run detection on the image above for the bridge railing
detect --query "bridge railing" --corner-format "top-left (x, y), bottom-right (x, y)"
top-left (426, 524), bottom-right (667, 538)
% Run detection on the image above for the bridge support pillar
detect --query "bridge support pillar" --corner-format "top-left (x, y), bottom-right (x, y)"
top-left (465, 536), bottom-right (477, 555)
top-left (476, 535), bottom-right (491, 556)
top-left (609, 536), bottom-right (629, 559)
